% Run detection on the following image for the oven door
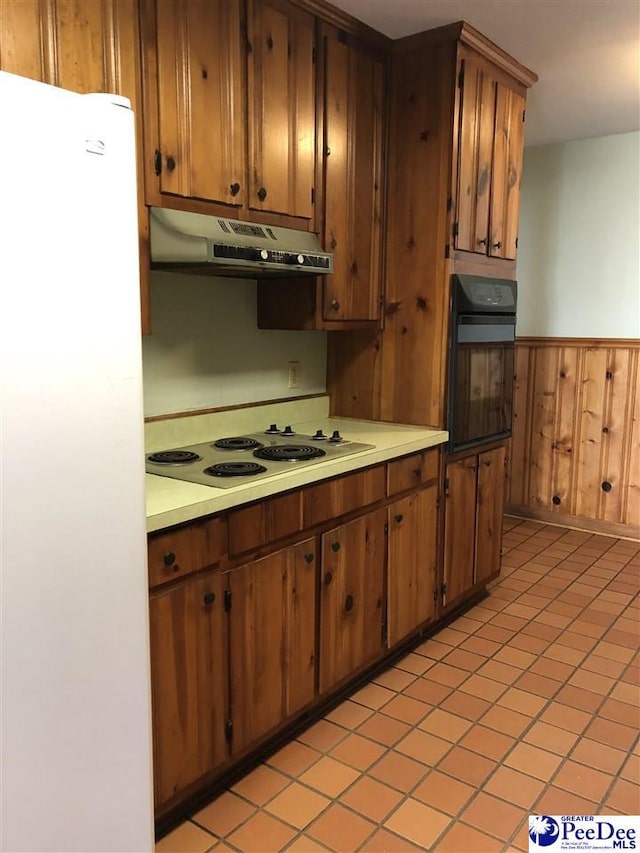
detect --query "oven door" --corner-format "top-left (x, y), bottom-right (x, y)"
top-left (448, 314), bottom-right (516, 452)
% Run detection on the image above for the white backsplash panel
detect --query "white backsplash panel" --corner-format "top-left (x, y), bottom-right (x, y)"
top-left (142, 271), bottom-right (327, 417)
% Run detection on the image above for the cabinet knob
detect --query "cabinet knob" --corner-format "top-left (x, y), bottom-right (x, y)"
top-left (344, 594), bottom-right (354, 612)
top-left (325, 146), bottom-right (331, 157)
top-left (163, 552), bottom-right (176, 566)
top-left (412, 468), bottom-right (421, 477)
top-left (153, 149), bottom-right (162, 177)
top-left (203, 592), bottom-right (215, 605)
top-left (330, 541), bottom-right (340, 552)
top-left (304, 553), bottom-right (314, 564)
top-left (230, 182), bottom-right (241, 197)
top-left (394, 514), bottom-right (404, 523)
top-left (323, 571), bottom-right (333, 585)
top-left (492, 241), bottom-right (502, 249)
top-left (601, 481), bottom-right (612, 492)
top-left (330, 299), bottom-right (340, 311)
top-left (257, 187), bottom-right (267, 201)
top-left (166, 155), bottom-right (176, 172)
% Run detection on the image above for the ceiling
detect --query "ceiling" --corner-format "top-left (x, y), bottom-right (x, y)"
top-left (328, 0), bottom-right (640, 147)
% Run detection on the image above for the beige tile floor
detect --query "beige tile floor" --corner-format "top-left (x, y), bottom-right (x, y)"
top-left (157, 518), bottom-right (640, 853)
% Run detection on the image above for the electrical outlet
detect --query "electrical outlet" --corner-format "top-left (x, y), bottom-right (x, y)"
top-left (288, 361), bottom-right (300, 389)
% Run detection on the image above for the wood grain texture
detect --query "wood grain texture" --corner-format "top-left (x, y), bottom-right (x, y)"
top-left (247, 0), bottom-right (315, 219)
top-left (228, 491), bottom-right (303, 555)
top-left (319, 509), bottom-right (385, 693)
top-left (149, 570), bottom-right (227, 809)
top-left (322, 25), bottom-right (384, 321)
top-left (443, 455), bottom-right (477, 606)
top-left (507, 338), bottom-right (640, 537)
top-left (302, 464), bottom-right (385, 527)
top-left (387, 486), bottom-right (438, 647)
top-left (475, 445), bottom-right (506, 582)
top-left (227, 540), bottom-right (317, 754)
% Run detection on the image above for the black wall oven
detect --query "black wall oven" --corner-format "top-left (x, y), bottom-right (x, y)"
top-left (447, 274), bottom-right (517, 452)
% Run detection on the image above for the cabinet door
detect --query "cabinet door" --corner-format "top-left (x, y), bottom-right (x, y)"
top-left (228, 539), bottom-right (316, 755)
top-left (443, 456), bottom-right (477, 607)
top-left (319, 510), bottom-right (385, 693)
top-left (387, 487), bottom-right (438, 647)
top-left (149, 571), bottom-right (227, 810)
top-left (0, 0), bottom-right (151, 331)
top-left (489, 83), bottom-right (526, 260)
top-left (475, 445), bottom-right (506, 583)
top-left (246, 0), bottom-right (315, 220)
top-left (146, 0), bottom-right (245, 208)
top-left (322, 27), bottom-right (384, 321)
top-left (455, 57), bottom-right (496, 255)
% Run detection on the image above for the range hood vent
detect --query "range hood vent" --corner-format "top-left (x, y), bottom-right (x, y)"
top-left (149, 207), bottom-right (333, 278)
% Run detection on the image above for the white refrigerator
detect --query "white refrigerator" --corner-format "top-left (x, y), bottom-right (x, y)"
top-left (0, 72), bottom-right (154, 851)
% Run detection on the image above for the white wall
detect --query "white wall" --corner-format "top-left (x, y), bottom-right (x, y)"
top-left (517, 131), bottom-right (640, 338)
top-left (142, 272), bottom-right (327, 417)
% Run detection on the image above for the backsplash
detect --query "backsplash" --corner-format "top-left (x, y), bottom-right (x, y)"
top-left (141, 272), bottom-right (327, 417)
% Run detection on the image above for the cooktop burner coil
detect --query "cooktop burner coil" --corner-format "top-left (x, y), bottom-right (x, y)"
top-left (213, 437), bottom-right (263, 451)
top-left (253, 444), bottom-right (326, 462)
top-left (147, 450), bottom-right (202, 465)
top-left (203, 461), bottom-right (268, 478)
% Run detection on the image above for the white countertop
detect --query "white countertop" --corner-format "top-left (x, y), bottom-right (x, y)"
top-left (145, 399), bottom-right (447, 532)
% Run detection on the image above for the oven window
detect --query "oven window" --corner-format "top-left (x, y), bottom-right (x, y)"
top-left (452, 342), bottom-right (515, 446)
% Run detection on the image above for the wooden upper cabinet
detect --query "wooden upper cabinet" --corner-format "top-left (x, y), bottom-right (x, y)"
top-left (246, 0), bottom-right (315, 220)
top-left (143, 0), bottom-right (245, 209)
top-left (454, 49), bottom-right (528, 261)
top-left (321, 26), bottom-right (385, 322)
top-left (0, 0), bottom-right (151, 332)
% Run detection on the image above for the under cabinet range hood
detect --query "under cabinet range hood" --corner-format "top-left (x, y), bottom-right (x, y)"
top-left (149, 207), bottom-right (333, 278)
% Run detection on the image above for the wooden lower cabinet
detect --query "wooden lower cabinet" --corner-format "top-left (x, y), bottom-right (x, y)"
top-left (319, 509), bottom-right (386, 693)
top-left (443, 444), bottom-right (506, 608)
top-left (227, 539), bottom-right (317, 755)
top-left (149, 570), bottom-right (227, 810)
top-left (387, 486), bottom-right (438, 647)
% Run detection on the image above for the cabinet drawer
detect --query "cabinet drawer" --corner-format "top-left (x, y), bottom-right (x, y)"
top-left (303, 465), bottom-right (385, 527)
top-left (148, 516), bottom-right (227, 589)
top-left (387, 449), bottom-right (439, 497)
top-left (228, 491), bottom-right (303, 556)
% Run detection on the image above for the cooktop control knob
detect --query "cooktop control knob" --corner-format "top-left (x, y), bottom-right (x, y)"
top-left (260, 249), bottom-right (269, 261)
top-left (313, 429), bottom-right (327, 440)
top-left (297, 254), bottom-right (305, 265)
top-left (329, 430), bottom-right (343, 443)
top-left (281, 425), bottom-right (295, 436)
top-left (265, 423), bottom-right (280, 434)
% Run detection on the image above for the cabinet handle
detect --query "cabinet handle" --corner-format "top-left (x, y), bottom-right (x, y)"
top-left (394, 514), bottom-right (404, 523)
top-left (257, 187), bottom-right (267, 201)
top-left (330, 541), bottom-right (340, 552)
top-left (230, 182), bottom-right (241, 197)
top-left (304, 553), bottom-right (314, 564)
top-left (163, 552), bottom-right (176, 566)
top-left (412, 467), bottom-right (421, 477)
top-left (153, 149), bottom-right (162, 176)
top-left (166, 155), bottom-right (176, 172)
top-left (478, 237), bottom-right (487, 246)
top-left (492, 241), bottom-right (502, 249)
top-left (344, 594), bottom-right (354, 612)
top-left (203, 592), bottom-right (215, 605)
top-left (323, 571), bottom-right (333, 585)
top-left (330, 299), bottom-right (340, 311)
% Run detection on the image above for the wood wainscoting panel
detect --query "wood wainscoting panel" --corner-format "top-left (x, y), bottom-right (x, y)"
top-left (507, 338), bottom-right (639, 538)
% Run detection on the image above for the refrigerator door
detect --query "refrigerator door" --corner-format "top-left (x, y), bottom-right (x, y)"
top-left (0, 72), bottom-right (153, 852)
